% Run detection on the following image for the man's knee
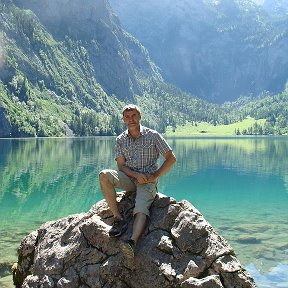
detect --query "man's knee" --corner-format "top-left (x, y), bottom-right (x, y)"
top-left (99, 169), bottom-right (112, 185)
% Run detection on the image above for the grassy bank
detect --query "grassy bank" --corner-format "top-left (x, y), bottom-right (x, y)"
top-left (165, 117), bottom-right (266, 136)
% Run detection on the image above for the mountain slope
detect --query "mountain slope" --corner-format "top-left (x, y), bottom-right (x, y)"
top-left (0, 1), bottom-right (162, 136)
top-left (110, 0), bottom-right (288, 103)
top-left (0, 1), bottom-right (221, 137)
top-left (12, 0), bottom-right (162, 100)
top-left (0, 0), bottom-right (287, 137)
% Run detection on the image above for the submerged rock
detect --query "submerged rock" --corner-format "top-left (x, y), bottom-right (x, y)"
top-left (14, 192), bottom-right (256, 288)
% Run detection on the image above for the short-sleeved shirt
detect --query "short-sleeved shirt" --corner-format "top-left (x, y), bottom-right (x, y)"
top-left (115, 125), bottom-right (172, 174)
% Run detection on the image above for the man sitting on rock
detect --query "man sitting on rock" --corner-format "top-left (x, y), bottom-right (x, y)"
top-left (99, 104), bottom-right (176, 258)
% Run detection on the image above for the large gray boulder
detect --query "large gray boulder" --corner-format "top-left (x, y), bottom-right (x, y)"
top-left (13, 192), bottom-right (256, 288)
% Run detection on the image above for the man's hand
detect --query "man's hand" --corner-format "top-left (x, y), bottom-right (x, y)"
top-left (134, 172), bottom-right (159, 184)
top-left (134, 172), bottom-right (148, 184)
top-left (146, 173), bottom-right (159, 183)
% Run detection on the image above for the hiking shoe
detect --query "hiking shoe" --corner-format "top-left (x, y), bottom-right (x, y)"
top-left (108, 218), bottom-right (128, 238)
top-left (120, 239), bottom-right (135, 259)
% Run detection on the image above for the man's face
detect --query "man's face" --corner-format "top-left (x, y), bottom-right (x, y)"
top-left (123, 109), bottom-right (141, 129)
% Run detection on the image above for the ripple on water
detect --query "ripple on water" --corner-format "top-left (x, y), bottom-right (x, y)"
top-left (246, 263), bottom-right (288, 288)
top-left (236, 236), bottom-right (262, 244)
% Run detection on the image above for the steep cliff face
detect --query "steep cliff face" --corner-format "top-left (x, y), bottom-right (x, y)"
top-left (12, 0), bottom-right (161, 100)
top-left (110, 0), bottom-right (288, 103)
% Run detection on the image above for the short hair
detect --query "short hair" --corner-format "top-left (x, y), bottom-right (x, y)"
top-left (122, 104), bottom-right (141, 116)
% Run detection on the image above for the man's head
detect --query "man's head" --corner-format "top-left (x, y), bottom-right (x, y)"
top-left (122, 104), bottom-right (141, 130)
top-left (122, 104), bottom-right (141, 117)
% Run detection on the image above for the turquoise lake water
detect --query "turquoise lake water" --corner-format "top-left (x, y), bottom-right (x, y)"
top-left (0, 137), bottom-right (288, 287)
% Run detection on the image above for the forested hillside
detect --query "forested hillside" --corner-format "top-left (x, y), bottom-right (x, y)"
top-left (226, 90), bottom-right (288, 135)
top-left (0, 0), bottom-right (160, 137)
top-left (110, 0), bottom-right (288, 103)
top-left (0, 0), bottom-right (287, 137)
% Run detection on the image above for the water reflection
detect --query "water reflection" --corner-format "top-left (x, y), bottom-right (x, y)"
top-left (166, 137), bottom-right (288, 179)
top-left (162, 137), bottom-right (288, 276)
top-left (1, 137), bottom-right (288, 204)
top-left (0, 137), bottom-right (116, 263)
top-left (0, 137), bottom-right (114, 207)
top-left (246, 263), bottom-right (288, 288)
top-left (0, 137), bottom-right (288, 287)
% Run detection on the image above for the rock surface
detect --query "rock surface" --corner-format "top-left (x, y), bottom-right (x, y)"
top-left (14, 192), bottom-right (256, 288)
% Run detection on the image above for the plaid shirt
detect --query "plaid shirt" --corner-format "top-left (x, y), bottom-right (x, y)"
top-left (115, 126), bottom-right (172, 174)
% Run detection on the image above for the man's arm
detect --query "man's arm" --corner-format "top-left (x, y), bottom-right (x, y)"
top-left (147, 150), bottom-right (176, 183)
top-left (116, 156), bottom-right (149, 184)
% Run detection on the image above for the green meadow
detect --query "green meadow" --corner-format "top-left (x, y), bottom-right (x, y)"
top-left (165, 117), bottom-right (266, 136)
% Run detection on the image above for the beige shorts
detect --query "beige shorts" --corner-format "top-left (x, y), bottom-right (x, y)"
top-left (100, 169), bottom-right (157, 216)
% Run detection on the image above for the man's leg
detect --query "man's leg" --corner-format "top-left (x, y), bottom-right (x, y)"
top-left (120, 182), bottom-right (157, 257)
top-left (131, 183), bottom-right (157, 243)
top-left (99, 169), bottom-right (136, 237)
top-left (99, 169), bottom-right (121, 219)
top-left (131, 212), bottom-right (147, 244)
